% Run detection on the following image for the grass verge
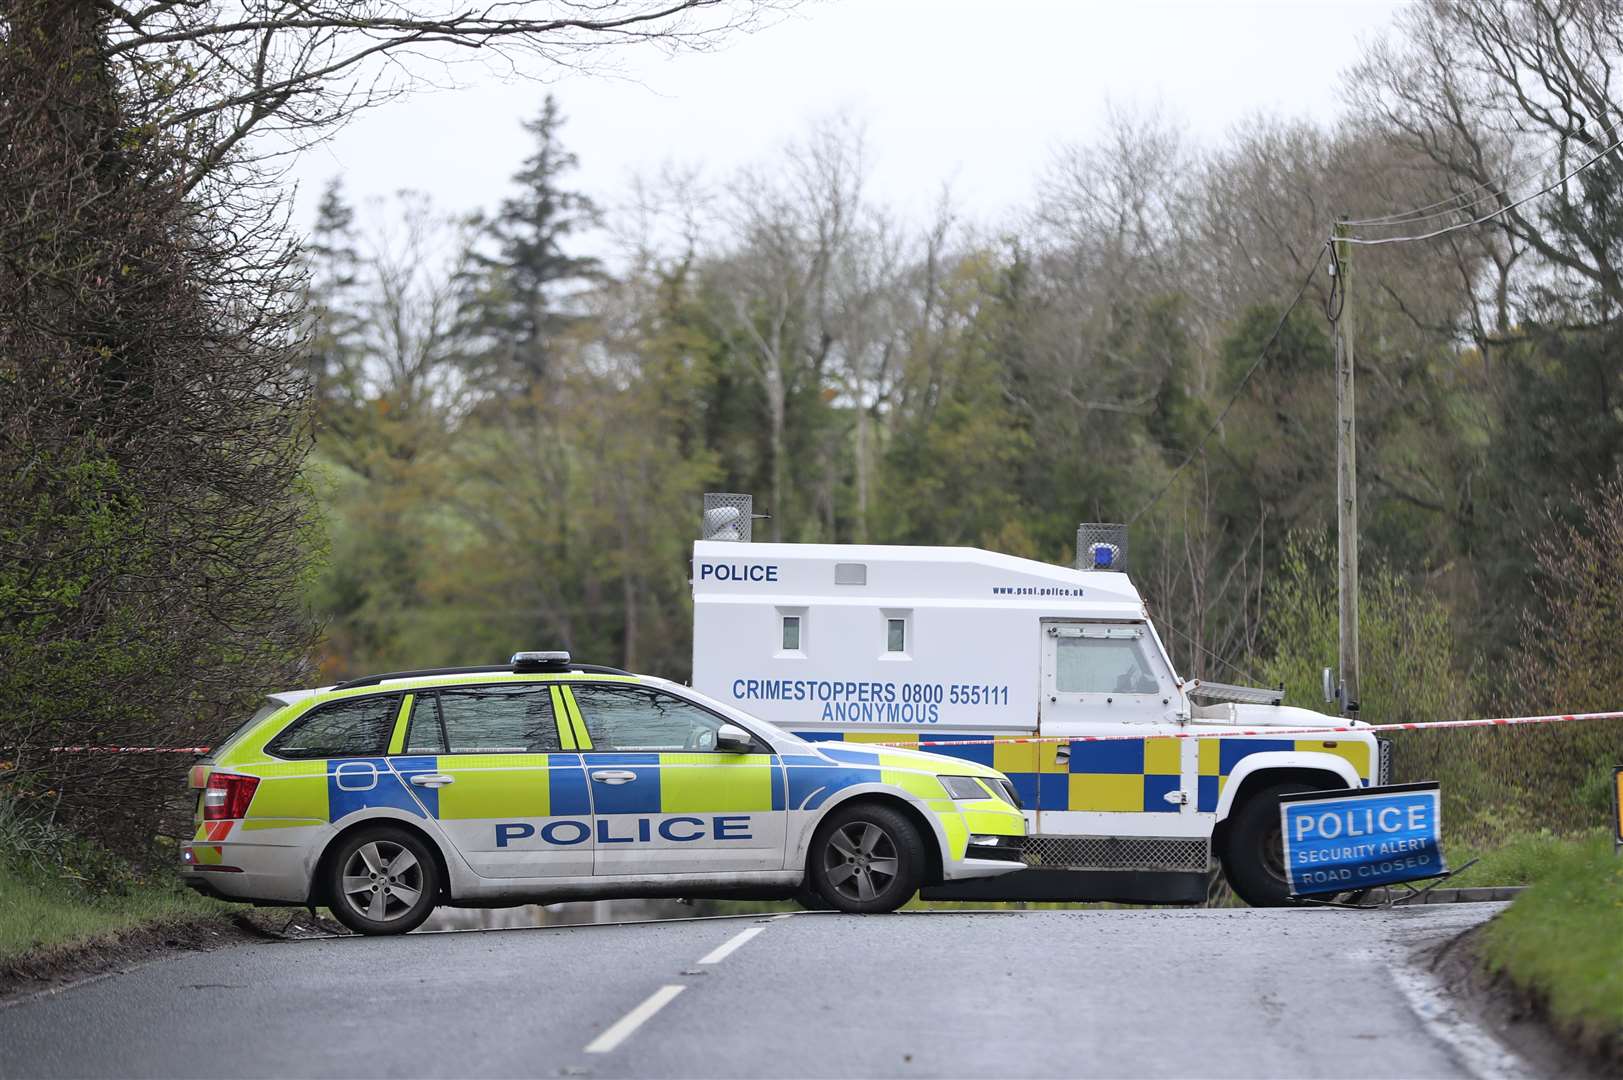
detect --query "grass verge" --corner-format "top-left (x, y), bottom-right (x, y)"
top-left (0, 857), bottom-right (229, 966)
top-left (1477, 834), bottom-right (1623, 1059)
top-left (1446, 828), bottom-right (1609, 887)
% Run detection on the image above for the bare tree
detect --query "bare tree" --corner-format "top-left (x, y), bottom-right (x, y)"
top-left (704, 116), bottom-right (866, 539)
top-left (0, 0), bottom-right (784, 847)
top-left (90, 1), bottom-right (784, 190)
top-left (1349, 0), bottom-right (1623, 311)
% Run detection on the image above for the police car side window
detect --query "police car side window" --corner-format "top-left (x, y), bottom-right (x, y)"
top-left (403, 695), bottom-right (446, 754)
top-left (267, 695), bottom-right (400, 760)
top-left (435, 685), bottom-right (562, 754)
top-left (571, 686), bottom-right (729, 753)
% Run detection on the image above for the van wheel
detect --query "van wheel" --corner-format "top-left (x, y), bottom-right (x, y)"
top-left (325, 826), bottom-right (440, 935)
top-left (1220, 782), bottom-right (1318, 907)
top-left (809, 803), bottom-right (924, 914)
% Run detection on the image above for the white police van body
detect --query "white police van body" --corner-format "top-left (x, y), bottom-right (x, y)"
top-left (691, 501), bottom-right (1388, 906)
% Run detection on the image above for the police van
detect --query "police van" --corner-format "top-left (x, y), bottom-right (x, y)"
top-left (691, 495), bottom-right (1390, 907)
top-left (181, 653), bottom-right (1025, 934)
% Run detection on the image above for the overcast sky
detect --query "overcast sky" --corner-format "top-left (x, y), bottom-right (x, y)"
top-left (287, 0), bottom-right (1405, 249)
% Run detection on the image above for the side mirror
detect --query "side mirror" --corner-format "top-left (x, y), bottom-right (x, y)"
top-left (715, 723), bottom-right (753, 754)
top-left (1321, 666), bottom-right (1336, 704)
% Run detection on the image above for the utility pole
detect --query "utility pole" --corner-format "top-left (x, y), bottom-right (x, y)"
top-left (1332, 219), bottom-right (1360, 716)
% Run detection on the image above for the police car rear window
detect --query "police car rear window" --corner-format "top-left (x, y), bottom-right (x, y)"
top-left (267, 694), bottom-right (400, 760)
top-left (207, 701), bottom-right (282, 761)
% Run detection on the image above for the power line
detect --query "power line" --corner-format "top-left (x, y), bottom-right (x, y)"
top-left (1159, 618), bottom-right (1261, 686)
top-left (1345, 116), bottom-right (1623, 228)
top-left (1126, 243), bottom-right (1328, 525)
top-left (1342, 132), bottom-right (1623, 247)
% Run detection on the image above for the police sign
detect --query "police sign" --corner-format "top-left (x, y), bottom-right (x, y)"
top-left (1279, 782), bottom-right (1446, 896)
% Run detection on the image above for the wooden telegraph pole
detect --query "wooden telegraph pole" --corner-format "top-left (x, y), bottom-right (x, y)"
top-left (1332, 219), bottom-right (1360, 716)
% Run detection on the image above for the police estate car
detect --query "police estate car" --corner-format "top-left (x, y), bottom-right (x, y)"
top-left (182, 652), bottom-right (1027, 934)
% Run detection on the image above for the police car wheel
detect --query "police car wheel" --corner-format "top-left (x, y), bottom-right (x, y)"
top-left (1221, 782), bottom-right (1316, 908)
top-left (325, 827), bottom-right (440, 935)
top-left (809, 804), bottom-right (924, 913)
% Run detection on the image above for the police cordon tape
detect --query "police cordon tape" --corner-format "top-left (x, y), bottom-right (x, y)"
top-left (45, 745), bottom-right (215, 754)
top-left (34, 707), bottom-right (1623, 755)
top-left (860, 708), bottom-right (1623, 748)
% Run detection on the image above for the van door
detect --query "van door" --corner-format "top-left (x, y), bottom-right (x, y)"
top-left (1036, 621), bottom-right (1196, 836)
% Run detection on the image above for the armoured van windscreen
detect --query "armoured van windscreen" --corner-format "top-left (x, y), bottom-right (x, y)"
top-left (1054, 636), bottom-right (1159, 695)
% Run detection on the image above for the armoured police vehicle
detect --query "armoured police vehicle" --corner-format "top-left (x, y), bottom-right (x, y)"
top-left (691, 494), bottom-right (1389, 907)
top-left (182, 653), bottom-right (1026, 934)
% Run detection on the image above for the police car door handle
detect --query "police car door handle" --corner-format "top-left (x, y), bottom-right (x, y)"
top-left (591, 770), bottom-right (638, 785)
top-left (409, 774), bottom-right (455, 788)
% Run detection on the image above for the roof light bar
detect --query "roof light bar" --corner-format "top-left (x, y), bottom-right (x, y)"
top-left (510, 650), bottom-right (571, 671)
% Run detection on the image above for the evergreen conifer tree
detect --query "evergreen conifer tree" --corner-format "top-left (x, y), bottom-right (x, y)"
top-left (461, 96), bottom-right (604, 397)
top-left (302, 178), bottom-right (364, 406)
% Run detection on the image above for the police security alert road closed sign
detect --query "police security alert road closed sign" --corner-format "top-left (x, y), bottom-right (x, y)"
top-left (1279, 782), bottom-right (1446, 896)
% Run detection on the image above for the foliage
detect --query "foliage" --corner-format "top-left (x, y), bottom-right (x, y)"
top-left (1251, 533), bottom-right (1464, 727)
top-left (1479, 835), bottom-right (1623, 1059)
top-left (1445, 829), bottom-right (1613, 888)
top-left (1487, 466), bottom-right (1623, 834)
top-left (0, 789), bottom-right (225, 963)
top-left (0, 2), bottom-right (319, 849)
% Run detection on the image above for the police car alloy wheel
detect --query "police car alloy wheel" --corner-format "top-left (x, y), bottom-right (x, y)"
top-left (809, 803), bottom-right (924, 913)
top-left (1219, 781), bottom-right (1317, 908)
top-left (325, 826), bottom-right (441, 935)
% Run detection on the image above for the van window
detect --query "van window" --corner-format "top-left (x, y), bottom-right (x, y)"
top-left (782, 615), bottom-right (801, 651)
top-left (1055, 637), bottom-right (1159, 694)
top-left (886, 618), bottom-right (906, 653)
top-left (267, 695), bottom-right (400, 759)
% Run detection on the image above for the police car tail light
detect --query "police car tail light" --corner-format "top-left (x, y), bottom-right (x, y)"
top-left (203, 773), bottom-right (259, 820)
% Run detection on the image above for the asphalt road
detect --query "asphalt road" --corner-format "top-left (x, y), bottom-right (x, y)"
top-left (0, 905), bottom-right (1526, 1079)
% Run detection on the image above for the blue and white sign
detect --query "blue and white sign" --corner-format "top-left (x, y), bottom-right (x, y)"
top-left (1279, 783), bottom-right (1446, 896)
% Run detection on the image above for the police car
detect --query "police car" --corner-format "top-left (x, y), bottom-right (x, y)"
top-left (182, 652), bottom-right (1027, 934)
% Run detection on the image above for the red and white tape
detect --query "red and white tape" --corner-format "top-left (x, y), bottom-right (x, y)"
top-left (860, 709), bottom-right (1623, 749)
top-left (32, 708), bottom-right (1623, 755)
top-left (45, 745), bottom-right (214, 754)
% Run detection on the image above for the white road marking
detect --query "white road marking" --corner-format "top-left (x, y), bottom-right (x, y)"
top-left (584, 985), bottom-right (686, 1055)
top-left (697, 925), bottom-right (764, 965)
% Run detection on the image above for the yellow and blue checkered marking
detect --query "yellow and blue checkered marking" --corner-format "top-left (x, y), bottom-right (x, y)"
top-left (792, 731), bottom-right (1372, 813)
